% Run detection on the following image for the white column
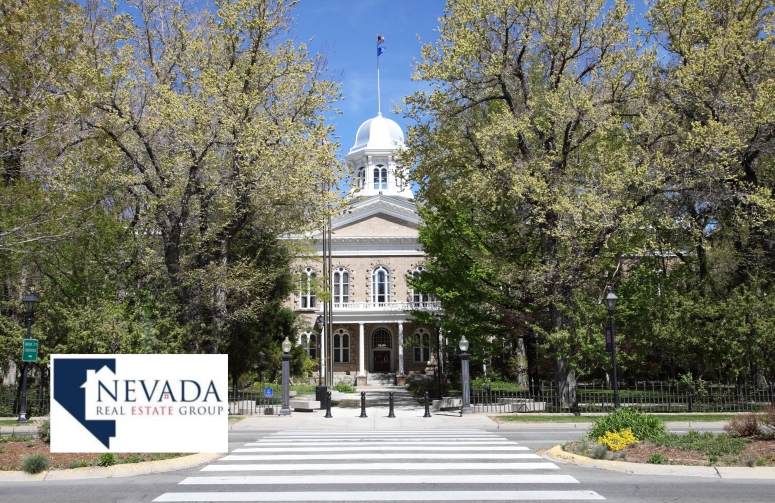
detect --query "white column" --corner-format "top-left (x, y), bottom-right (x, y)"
top-left (320, 327), bottom-right (326, 381)
top-left (397, 322), bottom-right (404, 376)
top-left (358, 323), bottom-right (366, 376)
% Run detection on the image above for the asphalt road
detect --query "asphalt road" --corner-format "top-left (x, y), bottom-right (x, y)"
top-left (2, 425), bottom-right (774, 503)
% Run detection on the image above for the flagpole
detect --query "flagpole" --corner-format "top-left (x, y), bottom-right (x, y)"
top-left (377, 38), bottom-right (381, 115)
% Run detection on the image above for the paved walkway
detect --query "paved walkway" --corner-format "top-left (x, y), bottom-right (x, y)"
top-left (233, 387), bottom-right (498, 430)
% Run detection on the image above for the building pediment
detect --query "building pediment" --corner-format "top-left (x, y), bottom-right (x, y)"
top-left (333, 194), bottom-right (420, 232)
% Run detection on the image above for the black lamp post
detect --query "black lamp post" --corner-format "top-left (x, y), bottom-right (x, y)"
top-left (434, 314), bottom-right (442, 400)
top-left (314, 315), bottom-right (327, 408)
top-left (280, 337), bottom-right (292, 416)
top-left (459, 336), bottom-right (473, 414)
top-left (605, 287), bottom-right (620, 409)
top-left (18, 292), bottom-right (39, 424)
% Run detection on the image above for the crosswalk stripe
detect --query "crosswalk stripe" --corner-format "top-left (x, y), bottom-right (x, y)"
top-left (153, 490), bottom-right (605, 501)
top-left (220, 452), bottom-right (542, 461)
top-left (201, 462), bottom-right (560, 471)
top-left (234, 445), bottom-right (530, 452)
top-left (180, 474), bottom-right (579, 484)
top-left (247, 440), bottom-right (511, 445)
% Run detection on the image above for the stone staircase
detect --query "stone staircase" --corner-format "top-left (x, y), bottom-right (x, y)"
top-left (366, 372), bottom-right (397, 386)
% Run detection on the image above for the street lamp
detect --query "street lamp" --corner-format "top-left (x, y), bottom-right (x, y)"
top-left (434, 314), bottom-right (442, 400)
top-left (459, 336), bottom-right (473, 414)
top-left (605, 287), bottom-right (620, 409)
top-left (314, 315), bottom-right (327, 408)
top-left (18, 292), bottom-right (39, 424)
top-left (279, 337), bottom-right (292, 416)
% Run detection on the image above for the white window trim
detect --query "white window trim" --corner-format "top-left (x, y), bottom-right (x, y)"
top-left (299, 267), bottom-right (316, 309)
top-left (372, 266), bottom-right (391, 303)
top-left (413, 329), bottom-right (430, 363)
top-left (333, 329), bottom-right (350, 363)
top-left (333, 267), bottom-right (350, 305)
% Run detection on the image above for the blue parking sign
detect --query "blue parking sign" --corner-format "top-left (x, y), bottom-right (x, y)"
top-left (264, 387), bottom-right (273, 398)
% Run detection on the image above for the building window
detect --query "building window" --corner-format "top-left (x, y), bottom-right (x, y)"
top-left (299, 267), bottom-right (316, 308)
top-left (413, 328), bottom-right (430, 362)
top-left (411, 266), bottom-right (433, 307)
top-left (303, 332), bottom-right (317, 359)
top-left (333, 267), bottom-right (349, 305)
top-left (371, 327), bottom-right (392, 348)
top-left (333, 329), bottom-right (350, 363)
top-left (372, 266), bottom-right (390, 303)
top-left (358, 167), bottom-right (365, 188)
top-left (373, 166), bottom-right (387, 190)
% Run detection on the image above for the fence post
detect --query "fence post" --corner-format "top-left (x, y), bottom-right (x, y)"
top-left (770, 383), bottom-right (774, 408)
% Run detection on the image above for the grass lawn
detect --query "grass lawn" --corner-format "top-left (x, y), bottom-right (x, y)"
top-left (0, 420), bottom-right (28, 426)
top-left (493, 413), bottom-right (739, 423)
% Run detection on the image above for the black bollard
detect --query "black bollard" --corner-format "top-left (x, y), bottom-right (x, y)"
top-left (360, 391), bottom-right (368, 418)
top-left (423, 390), bottom-right (432, 417)
top-left (325, 391), bottom-right (333, 418)
top-left (388, 391), bottom-right (395, 418)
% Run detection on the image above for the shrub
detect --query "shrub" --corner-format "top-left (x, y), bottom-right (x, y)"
top-left (98, 452), bottom-right (118, 467)
top-left (757, 458), bottom-right (766, 466)
top-left (647, 453), bottom-right (667, 465)
top-left (745, 457), bottom-right (757, 467)
top-left (758, 405), bottom-right (775, 434)
top-left (68, 459), bottom-right (91, 469)
top-left (123, 455), bottom-right (142, 464)
top-left (21, 454), bottom-right (50, 474)
top-left (37, 420), bottom-right (50, 444)
top-left (597, 428), bottom-right (638, 452)
top-left (333, 381), bottom-right (356, 393)
top-left (724, 413), bottom-right (760, 437)
top-left (588, 408), bottom-right (667, 442)
top-left (654, 430), bottom-right (749, 458)
top-left (591, 444), bottom-right (608, 459)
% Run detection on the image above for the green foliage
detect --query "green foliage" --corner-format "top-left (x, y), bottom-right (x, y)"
top-left (98, 452), bottom-right (117, 467)
top-left (591, 444), bottom-right (609, 459)
top-left (122, 455), bottom-right (142, 464)
top-left (647, 453), bottom-right (667, 465)
top-left (653, 431), bottom-right (750, 458)
top-left (333, 382), bottom-right (356, 393)
top-left (67, 460), bottom-right (91, 469)
top-left (20, 454), bottom-right (49, 474)
top-left (37, 420), bottom-right (50, 444)
top-left (587, 409), bottom-right (668, 442)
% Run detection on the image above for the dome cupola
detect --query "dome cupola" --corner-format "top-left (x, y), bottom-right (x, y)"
top-left (344, 113), bottom-right (410, 198)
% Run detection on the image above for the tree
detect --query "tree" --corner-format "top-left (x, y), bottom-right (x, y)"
top-left (398, 0), bottom-right (658, 406)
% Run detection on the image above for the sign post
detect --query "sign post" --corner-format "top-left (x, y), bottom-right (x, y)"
top-left (22, 339), bottom-right (38, 362)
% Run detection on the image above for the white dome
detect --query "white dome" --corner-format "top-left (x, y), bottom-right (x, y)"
top-left (349, 113), bottom-right (404, 154)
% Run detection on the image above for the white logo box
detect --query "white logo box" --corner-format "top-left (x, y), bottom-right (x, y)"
top-left (51, 354), bottom-right (228, 453)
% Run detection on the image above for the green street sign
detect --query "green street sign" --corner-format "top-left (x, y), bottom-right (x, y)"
top-left (22, 339), bottom-right (38, 362)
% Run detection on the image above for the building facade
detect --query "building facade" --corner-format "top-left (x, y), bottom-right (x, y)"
top-left (287, 113), bottom-right (439, 386)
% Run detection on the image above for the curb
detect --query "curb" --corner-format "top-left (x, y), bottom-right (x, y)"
top-left (0, 452), bottom-right (222, 482)
top-left (543, 445), bottom-right (775, 479)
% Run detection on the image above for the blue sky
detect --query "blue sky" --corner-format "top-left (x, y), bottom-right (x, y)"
top-left (291, 0), bottom-right (447, 159)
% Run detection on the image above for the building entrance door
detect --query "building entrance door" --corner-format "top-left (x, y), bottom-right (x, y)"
top-left (373, 351), bottom-right (390, 372)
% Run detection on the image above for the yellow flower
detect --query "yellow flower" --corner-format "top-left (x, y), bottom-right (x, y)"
top-left (597, 428), bottom-right (639, 452)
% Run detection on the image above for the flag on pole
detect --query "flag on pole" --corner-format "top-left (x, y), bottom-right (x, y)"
top-left (377, 35), bottom-right (385, 45)
top-left (378, 47), bottom-right (385, 56)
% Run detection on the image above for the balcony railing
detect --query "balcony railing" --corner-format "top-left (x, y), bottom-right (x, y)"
top-left (331, 301), bottom-right (441, 311)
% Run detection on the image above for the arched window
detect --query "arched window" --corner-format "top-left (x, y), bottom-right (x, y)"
top-left (333, 267), bottom-right (349, 305)
top-left (333, 328), bottom-right (350, 363)
top-left (373, 166), bottom-right (387, 190)
top-left (413, 328), bottom-right (430, 362)
top-left (372, 266), bottom-right (390, 304)
top-left (299, 267), bottom-right (316, 308)
top-left (358, 167), bottom-right (365, 188)
top-left (303, 332), bottom-right (317, 359)
top-left (371, 327), bottom-right (392, 348)
top-left (411, 266), bottom-right (432, 307)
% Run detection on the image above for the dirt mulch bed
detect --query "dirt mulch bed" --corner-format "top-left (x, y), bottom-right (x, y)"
top-left (566, 437), bottom-right (775, 467)
top-left (0, 436), bottom-right (183, 471)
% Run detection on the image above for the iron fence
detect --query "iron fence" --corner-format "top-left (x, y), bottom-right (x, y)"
top-left (0, 387), bottom-right (50, 417)
top-left (227, 389), bottom-right (281, 415)
top-left (471, 380), bottom-right (775, 413)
